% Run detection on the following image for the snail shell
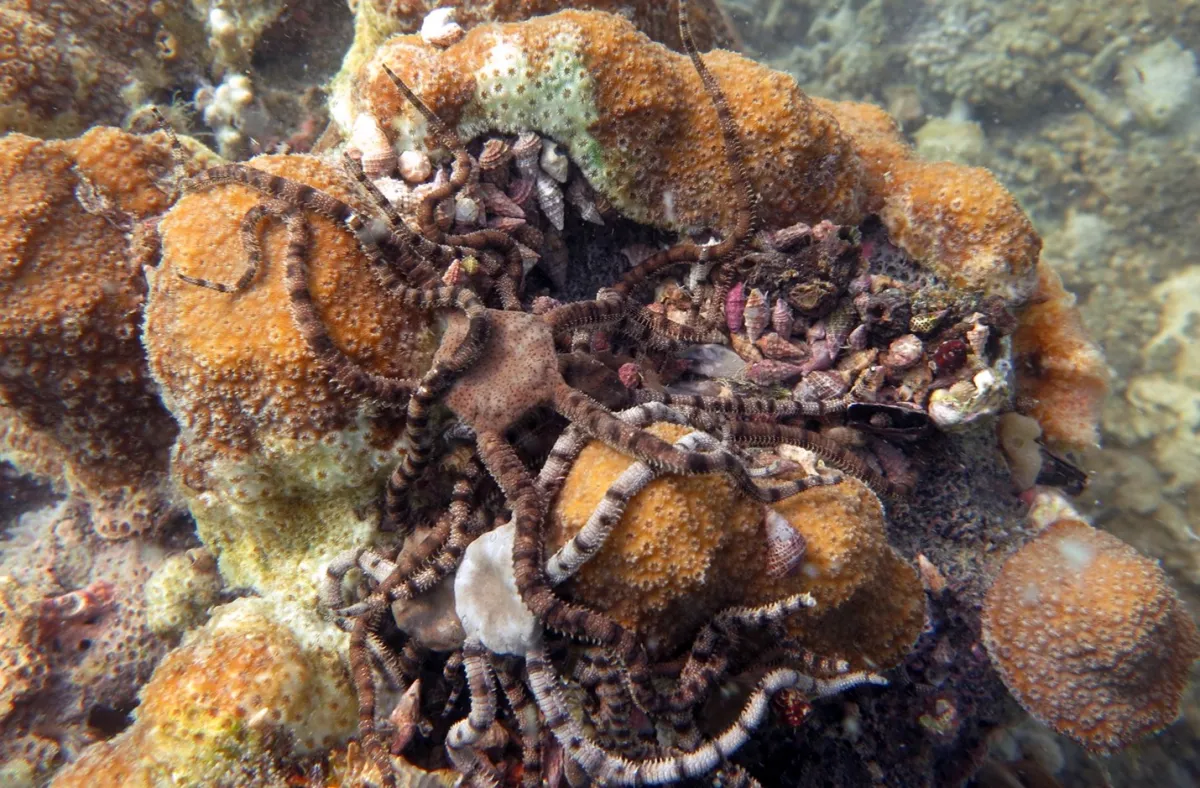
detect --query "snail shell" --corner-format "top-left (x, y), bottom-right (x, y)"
top-left (350, 113), bottom-right (395, 179)
top-left (398, 150), bottom-right (433, 183)
top-left (771, 297), bottom-right (794, 340)
top-left (764, 508), bottom-right (807, 579)
top-left (744, 288), bottom-right (769, 342)
top-left (535, 173), bottom-right (565, 231)
top-left (725, 282), bottom-right (746, 333)
top-left (478, 137), bottom-right (513, 170)
top-left (479, 182), bottom-right (525, 219)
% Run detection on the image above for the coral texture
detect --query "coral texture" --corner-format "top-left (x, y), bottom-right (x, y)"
top-left (0, 0), bottom-right (207, 137)
top-left (345, 13), bottom-right (1043, 305)
top-left (817, 98), bottom-right (1041, 301)
top-left (50, 597), bottom-right (356, 787)
top-left (1012, 261), bottom-right (1110, 451)
top-left (0, 127), bottom-right (207, 538)
top-left (550, 427), bottom-right (924, 667)
top-left (982, 519), bottom-right (1200, 754)
top-left (341, 10), bottom-right (869, 237)
top-left (144, 153), bottom-right (437, 602)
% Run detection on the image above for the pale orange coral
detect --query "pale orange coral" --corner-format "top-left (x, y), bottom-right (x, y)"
top-left (810, 98), bottom-right (909, 211)
top-left (797, 548), bottom-right (927, 672)
top-left (1012, 261), bottom-right (1109, 451)
top-left (550, 432), bottom-right (924, 667)
top-left (0, 127), bottom-right (205, 539)
top-left (819, 98), bottom-right (1042, 302)
top-left (743, 478), bottom-right (924, 670)
top-left (880, 158), bottom-right (1042, 304)
top-left (350, 12), bottom-right (1048, 308)
top-left (820, 99), bottom-right (1102, 444)
top-left (144, 153), bottom-right (440, 599)
top-left (548, 422), bottom-right (761, 654)
top-left (145, 153), bottom-right (437, 481)
top-left (982, 519), bottom-right (1200, 755)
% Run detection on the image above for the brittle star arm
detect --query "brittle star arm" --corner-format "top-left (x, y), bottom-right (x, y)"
top-left (525, 639), bottom-right (886, 785)
top-left (495, 659), bottom-right (544, 788)
top-left (473, 428), bottom-right (661, 714)
top-left (551, 382), bottom-right (840, 503)
top-left (444, 639), bottom-right (504, 787)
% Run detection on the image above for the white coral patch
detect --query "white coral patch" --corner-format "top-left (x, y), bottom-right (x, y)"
top-left (1056, 535), bottom-right (1097, 574)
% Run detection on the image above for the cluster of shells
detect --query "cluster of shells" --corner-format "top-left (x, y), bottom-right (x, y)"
top-left (346, 114), bottom-right (607, 289)
top-left (657, 222), bottom-right (1018, 432)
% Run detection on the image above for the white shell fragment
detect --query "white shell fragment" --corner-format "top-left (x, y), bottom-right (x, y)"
top-left (420, 7), bottom-right (465, 48)
top-left (540, 140), bottom-right (570, 183)
top-left (398, 149), bottom-right (433, 183)
top-left (455, 196), bottom-right (482, 226)
top-left (455, 522), bottom-right (538, 656)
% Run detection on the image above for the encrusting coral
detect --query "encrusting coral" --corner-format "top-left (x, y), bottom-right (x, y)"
top-left (340, 10), bottom-right (869, 237)
top-left (342, 17), bottom-right (1045, 307)
top-left (548, 422), bottom-right (925, 665)
top-left (816, 98), bottom-right (1042, 303)
top-left (0, 127), bottom-right (210, 539)
top-left (336, 0), bottom-right (738, 118)
top-left (982, 518), bottom-right (1200, 755)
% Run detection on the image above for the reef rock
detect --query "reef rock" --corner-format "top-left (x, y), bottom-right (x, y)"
top-left (0, 0), bottom-right (210, 137)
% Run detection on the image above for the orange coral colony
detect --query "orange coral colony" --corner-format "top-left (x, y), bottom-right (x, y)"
top-left (352, 0), bottom-right (737, 52)
top-left (0, 128), bottom-right (204, 539)
top-left (344, 11), bottom-right (1043, 304)
top-left (982, 519), bottom-right (1200, 754)
top-left (345, 10), bottom-right (869, 237)
top-left (549, 424), bottom-right (924, 667)
top-left (144, 153), bottom-right (438, 484)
